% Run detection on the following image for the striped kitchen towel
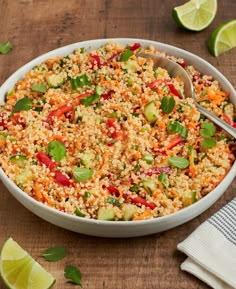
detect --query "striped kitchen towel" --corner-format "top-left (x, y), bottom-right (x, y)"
top-left (177, 198), bottom-right (236, 289)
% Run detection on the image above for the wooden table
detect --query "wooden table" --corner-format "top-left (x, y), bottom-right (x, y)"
top-left (0, 1), bottom-right (235, 288)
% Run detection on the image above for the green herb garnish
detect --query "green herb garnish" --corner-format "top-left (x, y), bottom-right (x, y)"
top-left (74, 208), bottom-right (85, 217)
top-left (106, 197), bottom-right (121, 207)
top-left (80, 85), bottom-right (104, 107)
top-left (120, 49), bottom-right (133, 62)
top-left (201, 138), bottom-right (217, 148)
top-left (160, 96), bottom-right (175, 114)
top-left (158, 172), bottom-right (167, 182)
top-left (70, 74), bottom-right (91, 90)
top-left (47, 140), bottom-right (66, 162)
top-left (64, 265), bottom-right (82, 286)
top-left (169, 156), bottom-right (190, 169)
top-left (13, 97), bottom-right (32, 113)
top-left (130, 184), bottom-right (140, 193)
top-left (167, 121), bottom-right (188, 139)
top-left (84, 191), bottom-right (91, 200)
top-left (31, 83), bottom-right (47, 93)
top-left (0, 41), bottom-right (13, 54)
top-left (72, 167), bottom-right (94, 182)
top-left (200, 122), bottom-right (216, 138)
top-left (143, 155), bottom-right (154, 164)
top-left (42, 246), bottom-right (66, 262)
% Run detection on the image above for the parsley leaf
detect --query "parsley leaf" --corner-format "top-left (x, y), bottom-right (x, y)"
top-left (167, 121), bottom-right (188, 139)
top-left (160, 96), bottom-right (175, 114)
top-left (169, 156), bottom-right (190, 169)
top-left (64, 265), bottom-right (82, 286)
top-left (0, 41), bottom-right (13, 54)
top-left (13, 97), bottom-right (32, 113)
top-left (42, 246), bottom-right (66, 262)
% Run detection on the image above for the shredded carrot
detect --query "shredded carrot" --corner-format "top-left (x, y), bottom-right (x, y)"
top-left (133, 210), bottom-right (153, 220)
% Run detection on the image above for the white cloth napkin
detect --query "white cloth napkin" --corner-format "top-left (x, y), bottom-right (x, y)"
top-left (177, 198), bottom-right (236, 289)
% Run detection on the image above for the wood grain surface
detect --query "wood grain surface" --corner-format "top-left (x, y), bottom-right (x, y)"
top-left (0, 1), bottom-right (235, 288)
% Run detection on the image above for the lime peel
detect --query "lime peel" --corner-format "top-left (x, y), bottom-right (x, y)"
top-left (0, 238), bottom-right (55, 289)
top-left (172, 0), bottom-right (217, 31)
top-left (208, 19), bottom-right (236, 56)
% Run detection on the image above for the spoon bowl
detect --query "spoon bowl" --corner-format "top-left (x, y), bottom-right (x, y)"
top-left (138, 52), bottom-right (236, 138)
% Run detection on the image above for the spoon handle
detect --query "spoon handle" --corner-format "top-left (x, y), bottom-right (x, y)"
top-left (195, 103), bottom-right (236, 138)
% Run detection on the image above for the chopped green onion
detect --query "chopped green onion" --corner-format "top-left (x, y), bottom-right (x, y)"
top-left (74, 208), bottom-right (85, 217)
top-left (106, 197), bottom-right (121, 207)
top-left (84, 191), bottom-right (91, 200)
top-left (130, 184), bottom-right (140, 193)
top-left (70, 74), bottom-right (91, 90)
top-left (158, 172), bottom-right (167, 182)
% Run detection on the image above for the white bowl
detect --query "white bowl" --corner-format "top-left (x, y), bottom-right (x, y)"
top-left (0, 38), bottom-right (235, 238)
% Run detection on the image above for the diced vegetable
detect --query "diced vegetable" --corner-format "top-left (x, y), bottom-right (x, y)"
top-left (182, 191), bottom-right (197, 207)
top-left (36, 152), bottom-right (57, 170)
top-left (47, 73), bottom-right (66, 88)
top-left (97, 207), bottom-right (115, 221)
top-left (10, 155), bottom-right (27, 168)
top-left (142, 180), bottom-right (157, 195)
top-left (54, 170), bottom-right (71, 186)
top-left (122, 204), bottom-right (137, 220)
top-left (70, 74), bottom-right (91, 90)
top-left (106, 197), bottom-right (121, 207)
top-left (75, 208), bottom-right (85, 217)
top-left (143, 155), bottom-right (154, 164)
top-left (144, 101), bottom-right (158, 124)
top-left (129, 196), bottom-right (157, 210)
top-left (167, 83), bottom-right (182, 98)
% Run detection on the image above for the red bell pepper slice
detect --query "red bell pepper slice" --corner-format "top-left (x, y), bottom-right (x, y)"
top-left (167, 84), bottom-right (182, 98)
top-left (90, 54), bottom-right (101, 69)
top-left (129, 43), bottom-right (141, 51)
top-left (130, 196), bottom-right (156, 210)
top-left (54, 170), bottom-right (71, 186)
top-left (177, 61), bottom-right (187, 69)
top-left (167, 135), bottom-right (183, 150)
top-left (36, 152), bottom-right (57, 170)
top-left (143, 166), bottom-right (171, 176)
top-left (221, 113), bottom-right (233, 125)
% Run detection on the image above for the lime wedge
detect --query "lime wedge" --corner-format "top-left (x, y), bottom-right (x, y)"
top-left (0, 238), bottom-right (55, 289)
top-left (172, 0), bottom-right (217, 31)
top-left (208, 19), bottom-right (236, 56)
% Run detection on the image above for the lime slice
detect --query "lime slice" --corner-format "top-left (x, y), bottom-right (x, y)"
top-left (0, 238), bottom-right (55, 289)
top-left (208, 19), bottom-right (236, 56)
top-left (172, 0), bottom-right (217, 31)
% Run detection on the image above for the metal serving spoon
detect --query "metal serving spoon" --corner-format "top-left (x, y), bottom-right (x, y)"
top-left (138, 53), bottom-right (236, 138)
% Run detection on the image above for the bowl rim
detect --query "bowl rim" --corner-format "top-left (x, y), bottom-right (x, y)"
top-left (0, 37), bottom-right (235, 228)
